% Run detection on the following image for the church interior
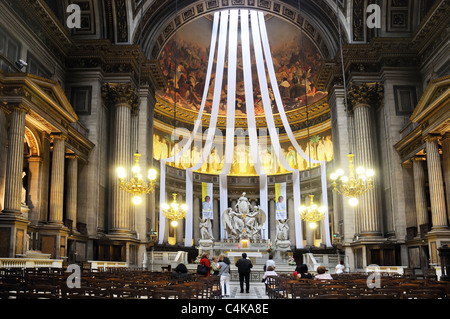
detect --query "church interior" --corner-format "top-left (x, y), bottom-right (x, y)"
top-left (0, 0), bottom-right (449, 301)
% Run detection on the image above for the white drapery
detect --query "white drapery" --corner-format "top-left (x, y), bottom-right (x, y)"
top-left (219, 10), bottom-right (238, 240)
top-left (159, 9), bottom-right (331, 248)
top-left (240, 10), bottom-right (269, 240)
top-left (257, 11), bottom-right (332, 247)
top-left (158, 11), bottom-right (221, 244)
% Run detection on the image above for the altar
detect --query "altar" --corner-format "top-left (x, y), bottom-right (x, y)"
top-left (227, 251), bottom-right (263, 265)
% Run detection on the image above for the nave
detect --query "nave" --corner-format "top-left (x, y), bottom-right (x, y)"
top-left (0, 267), bottom-right (448, 300)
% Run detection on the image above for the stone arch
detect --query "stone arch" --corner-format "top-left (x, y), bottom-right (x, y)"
top-left (132, 0), bottom-right (349, 60)
top-left (24, 126), bottom-right (41, 158)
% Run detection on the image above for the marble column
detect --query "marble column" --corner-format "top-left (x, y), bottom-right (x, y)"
top-left (2, 105), bottom-right (27, 215)
top-left (213, 198), bottom-right (220, 240)
top-left (269, 199), bottom-right (276, 243)
top-left (193, 196), bottom-right (200, 242)
top-left (442, 133), bottom-right (450, 224)
top-left (287, 197), bottom-right (295, 244)
top-left (425, 136), bottom-right (448, 230)
top-left (349, 83), bottom-right (383, 238)
top-left (48, 135), bottom-right (66, 224)
top-left (412, 158), bottom-right (429, 234)
top-left (104, 84), bottom-right (137, 235)
top-left (176, 195), bottom-right (185, 245)
top-left (305, 195), bottom-right (315, 247)
top-left (66, 155), bottom-right (79, 232)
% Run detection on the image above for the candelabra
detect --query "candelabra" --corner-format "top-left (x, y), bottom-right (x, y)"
top-left (162, 193), bottom-right (188, 227)
top-left (300, 194), bottom-right (326, 229)
top-left (117, 153), bottom-right (158, 205)
top-left (330, 154), bottom-right (374, 207)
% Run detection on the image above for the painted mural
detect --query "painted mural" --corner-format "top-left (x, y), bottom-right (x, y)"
top-left (153, 128), bottom-right (333, 176)
top-left (157, 15), bottom-right (327, 117)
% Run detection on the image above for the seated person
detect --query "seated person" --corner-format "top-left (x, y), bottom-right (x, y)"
top-left (171, 263), bottom-right (191, 282)
top-left (262, 266), bottom-right (278, 283)
top-left (314, 266), bottom-right (333, 280)
top-left (293, 264), bottom-right (312, 279)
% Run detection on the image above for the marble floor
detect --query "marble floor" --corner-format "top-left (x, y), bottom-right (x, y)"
top-left (222, 282), bottom-right (269, 299)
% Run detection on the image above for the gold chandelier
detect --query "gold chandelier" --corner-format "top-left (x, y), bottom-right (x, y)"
top-left (330, 154), bottom-right (374, 207)
top-left (117, 153), bottom-right (158, 205)
top-left (300, 195), bottom-right (326, 229)
top-left (162, 193), bottom-right (188, 227)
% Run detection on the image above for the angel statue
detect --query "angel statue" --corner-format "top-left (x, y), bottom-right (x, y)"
top-left (276, 219), bottom-right (289, 242)
top-left (199, 218), bottom-right (214, 241)
top-left (247, 205), bottom-right (266, 240)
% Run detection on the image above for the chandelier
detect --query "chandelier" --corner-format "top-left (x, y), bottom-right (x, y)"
top-left (300, 195), bottom-right (326, 230)
top-left (330, 154), bottom-right (374, 207)
top-left (162, 193), bottom-right (188, 227)
top-left (117, 153), bottom-right (158, 205)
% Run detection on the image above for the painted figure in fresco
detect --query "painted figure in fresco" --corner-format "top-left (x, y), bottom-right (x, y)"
top-left (324, 135), bottom-right (334, 162)
top-left (153, 134), bottom-right (161, 160)
top-left (286, 146), bottom-right (297, 169)
top-left (160, 137), bottom-right (169, 160)
top-left (317, 137), bottom-right (326, 162)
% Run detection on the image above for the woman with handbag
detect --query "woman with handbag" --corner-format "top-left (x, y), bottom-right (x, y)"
top-left (198, 252), bottom-right (212, 277)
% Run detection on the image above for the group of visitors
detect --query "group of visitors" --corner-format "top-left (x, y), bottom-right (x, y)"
top-left (263, 257), bottom-right (346, 281)
top-left (174, 253), bottom-right (346, 298)
top-left (198, 252), bottom-right (233, 297)
top-left (198, 252), bottom-right (255, 296)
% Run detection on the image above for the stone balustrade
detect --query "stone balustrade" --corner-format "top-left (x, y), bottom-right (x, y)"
top-left (0, 258), bottom-right (63, 269)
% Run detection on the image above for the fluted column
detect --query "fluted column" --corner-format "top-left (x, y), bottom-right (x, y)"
top-left (103, 84), bottom-right (138, 235)
top-left (2, 105), bottom-right (27, 215)
top-left (176, 195), bottom-right (185, 245)
top-left (269, 199), bottom-right (276, 243)
top-left (287, 197), bottom-right (295, 244)
top-left (442, 133), bottom-right (450, 223)
top-left (66, 155), bottom-right (79, 231)
top-left (348, 83), bottom-right (383, 238)
top-left (193, 196), bottom-right (200, 242)
top-left (425, 136), bottom-right (448, 230)
top-left (48, 135), bottom-right (66, 224)
top-left (213, 198), bottom-right (219, 240)
top-left (412, 158), bottom-right (429, 234)
top-left (305, 196), bottom-right (315, 247)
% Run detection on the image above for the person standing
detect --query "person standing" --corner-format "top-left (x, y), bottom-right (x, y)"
top-left (235, 253), bottom-right (253, 293)
top-left (218, 254), bottom-right (231, 297)
top-left (265, 255), bottom-right (276, 272)
top-left (335, 260), bottom-right (345, 275)
top-left (211, 256), bottom-right (220, 276)
top-left (199, 253), bottom-right (212, 277)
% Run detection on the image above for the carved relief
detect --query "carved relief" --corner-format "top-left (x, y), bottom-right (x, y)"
top-left (347, 82), bottom-right (384, 110)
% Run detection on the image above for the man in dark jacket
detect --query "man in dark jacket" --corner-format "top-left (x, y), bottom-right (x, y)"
top-left (235, 253), bottom-right (253, 293)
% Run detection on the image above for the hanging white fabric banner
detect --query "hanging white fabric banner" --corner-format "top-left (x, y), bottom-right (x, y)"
top-left (185, 10), bottom-right (229, 247)
top-left (257, 11), bottom-right (331, 247)
top-left (241, 9), bottom-right (268, 240)
top-left (158, 11), bottom-right (220, 245)
top-left (219, 9), bottom-right (238, 240)
top-left (248, 10), bottom-right (303, 248)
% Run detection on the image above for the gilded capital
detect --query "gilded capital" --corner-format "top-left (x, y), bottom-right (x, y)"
top-left (424, 134), bottom-right (442, 144)
top-left (347, 82), bottom-right (384, 110)
top-left (50, 133), bottom-right (68, 142)
top-left (102, 83), bottom-right (139, 110)
top-left (65, 154), bottom-right (79, 160)
top-left (4, 103), bottom-right (30, 115)
top-left (411, 156), bottom-right (427, 162)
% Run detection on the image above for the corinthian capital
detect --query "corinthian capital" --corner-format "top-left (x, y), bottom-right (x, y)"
top-left (347, 82), bottom-right (384, 110)
top-left (102, 83), bottom-right (139, 110)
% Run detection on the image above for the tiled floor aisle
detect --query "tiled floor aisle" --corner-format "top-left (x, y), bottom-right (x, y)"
top-left (222, 282), bottom-right (269, 299)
